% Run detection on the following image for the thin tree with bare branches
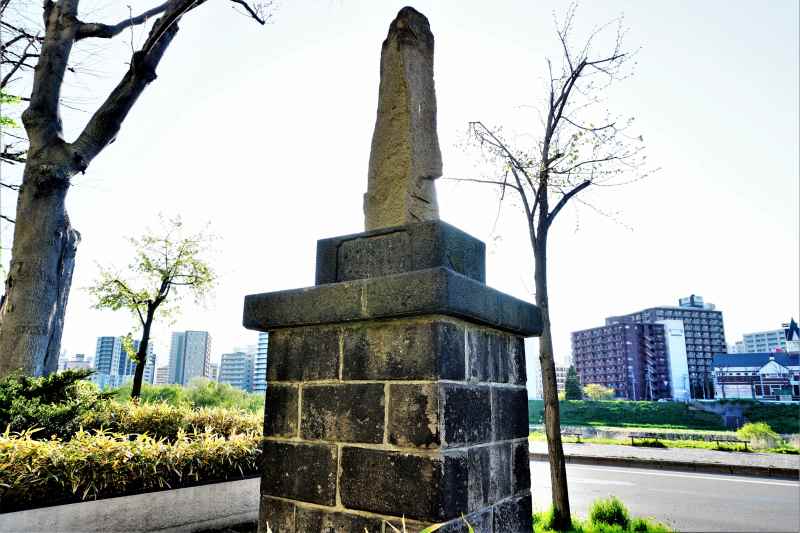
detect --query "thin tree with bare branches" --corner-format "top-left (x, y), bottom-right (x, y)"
top-left (465, 6), bottom-right (650, 529)
top-left (0, 0), bottom-right (271, 378)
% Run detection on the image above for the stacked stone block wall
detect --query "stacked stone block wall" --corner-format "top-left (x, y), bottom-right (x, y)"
top-left (259, 315), bottom-right (532, 533)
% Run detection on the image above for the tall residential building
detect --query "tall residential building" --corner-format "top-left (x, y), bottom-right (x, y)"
top-left (209, 362), bottom-right (220, 381)
top-left (218, 352), bottom-right (254, 391)
top-left (606, 294), bottom-right (726, 399)
top-left (155, 366), bottom-right (170, 385)
top-left (94, 336), bottom-right (122, 375)
top-left (730, 327), bottom-right (791, 354)
top-left (118, 339), bottom-right (156, 381)
top-left (168, 331), bottom-right (212, 385)
top-left (252, 332), bottom-right (269, 393)
top-left (572, 322), bottom-right (670, 400)
top-left (93, 336), bottom-right (156, 387)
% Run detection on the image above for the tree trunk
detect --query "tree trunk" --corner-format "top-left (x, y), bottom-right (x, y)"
top-left (0, 155), bottom-right (79, 377)
top-left (131, 311), bottom-right (155, 399)
top-left (535, 235), bottom-right (571, 530)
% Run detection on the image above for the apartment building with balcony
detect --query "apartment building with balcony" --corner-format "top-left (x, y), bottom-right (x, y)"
top-left (606, 295), bottom-right (726, 398)
top-left (572, 322), bottom-right (670, 400)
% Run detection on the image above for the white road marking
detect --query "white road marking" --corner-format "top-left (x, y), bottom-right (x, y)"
top-left (566, 478), bottom-right (636, 486)
top-left (532, 463), bottom-right (800, 488)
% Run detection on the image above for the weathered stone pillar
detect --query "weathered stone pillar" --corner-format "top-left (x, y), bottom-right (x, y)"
top-left (244, 221), bottom-right (540, 532)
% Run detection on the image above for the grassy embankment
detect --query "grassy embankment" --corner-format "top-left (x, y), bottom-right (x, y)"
top-left (528, 400), bottom-right (800, 433)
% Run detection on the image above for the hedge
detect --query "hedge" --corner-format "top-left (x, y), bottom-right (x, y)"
top-left (82, 401), bottom-right (262, 441)
top-left (0, 427), bottom-right (262, 513)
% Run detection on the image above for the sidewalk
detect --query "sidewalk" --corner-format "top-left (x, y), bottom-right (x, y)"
top-left (529, 441), bottom-right (800, 479)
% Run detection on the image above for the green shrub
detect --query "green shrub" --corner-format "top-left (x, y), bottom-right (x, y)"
top-left (534, 499), bottom-right (672, 532)
top-left (0, 427), bottom-right (262, 512)
top-left (737, 422), bottom-right (783, 449)
top-left (82, 401), bottom-right (261, 440)
top-left (113, 379), bottom-right (264, 413)
top-left (589, 497), bottom-right (630, 529)
top-left (742, 403), bottom-right (800, 434)
top-left (0, 370), bottom-right (112, 439)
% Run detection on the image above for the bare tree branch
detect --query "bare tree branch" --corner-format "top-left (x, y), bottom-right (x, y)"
top-left (546, 179), bottom-right (591, 227)
top-left (229, 0), bottom-right (268, 24)
top-left (76, 1), bottom-right (171, 41)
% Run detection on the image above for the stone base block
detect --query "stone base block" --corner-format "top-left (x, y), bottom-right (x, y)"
top-left (246, 222), bottom-right (537, 533)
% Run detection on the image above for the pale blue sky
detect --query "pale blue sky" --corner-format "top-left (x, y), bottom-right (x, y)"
top-left (2, 0), bottom-right (798, 371)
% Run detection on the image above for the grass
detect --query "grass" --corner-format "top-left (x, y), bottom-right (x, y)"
top-left (529, 431), bottom-right (799, 454)
top-left (528, 400), bottom-right (726, 430)
top-left (529, 400), bottom-right (800, 434)
top-left (534, 497), bottom-right (672, 533)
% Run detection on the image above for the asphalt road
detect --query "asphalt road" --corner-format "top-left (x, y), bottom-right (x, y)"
top-left (531, 460), bottom-right (800, 532)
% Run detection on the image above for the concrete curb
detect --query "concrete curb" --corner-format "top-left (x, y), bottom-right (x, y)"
top-left (529, 452), bottom-right (799, 481)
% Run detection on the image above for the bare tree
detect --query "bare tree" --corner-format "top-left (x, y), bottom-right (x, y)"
top-left (465, 6), bottom-right (650, 529)
top-left (0, 0), bottom-right (270, 378)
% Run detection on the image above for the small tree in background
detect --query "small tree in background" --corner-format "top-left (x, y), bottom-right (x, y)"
top-left (90, 217), bottom-right (215, 400)
top-left (565, 366), bottom-right (582, 400)
top-left (583, 383), bottom-right (615, 401)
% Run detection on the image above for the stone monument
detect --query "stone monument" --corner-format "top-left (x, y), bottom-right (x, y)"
top-left (364, 7), bottom-right (442, 230)
top-left (244, 7), bottom-right (539, 532)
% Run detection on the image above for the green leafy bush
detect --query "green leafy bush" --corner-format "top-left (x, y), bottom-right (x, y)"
top-left (113, 379), bottom-right (264, 413)
top-left (590, 497), bottom-right (630, 529)
top-left (0, 427), bottom-right (262, 512)
top-left (0, 370), bottom-right (111, 439)
top-left (737, 422), bottom-right (783, 449)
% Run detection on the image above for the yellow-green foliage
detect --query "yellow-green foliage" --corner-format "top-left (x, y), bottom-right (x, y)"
top-left (0, 427), bottom-right (262, 512)
top-left (736, 422), bottom-right (783, 449)
top-left (82, 401), bottom-right (261, 440)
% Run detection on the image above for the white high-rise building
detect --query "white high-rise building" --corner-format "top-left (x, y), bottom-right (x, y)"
top-left (168, 331), bottom-right (212, 385)
top-left (219, 352), bottom-right (254, 391)
top-left (252, 332), bottom-right (269, 393)
top-left (741, 329), bottom-right (789, 353)
top-left (155, 366), bottom-right (170, 385)
top-left (656, 319), bottom-right (690, 401)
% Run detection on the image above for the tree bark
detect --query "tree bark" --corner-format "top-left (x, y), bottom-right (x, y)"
top-left (0, 152), bottom-right (79, 376)
top-left (0, 1), bottom-right (180, 378)
top-left (535, 232), bottom-right (571, 530)
top-left (131, 309), bottom-right (155, 399)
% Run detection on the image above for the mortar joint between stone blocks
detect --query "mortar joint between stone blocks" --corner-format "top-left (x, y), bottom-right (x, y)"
top-left (383, 382), bottom-right (390, 445)
top-left (296, 384), bottom-right (303, 439)
top-left (335, 443), bottom-right (343, 509)
top-left (463, 327), bottom-right (470, 381)
top-left (338, 327), bottom-right (345, 381)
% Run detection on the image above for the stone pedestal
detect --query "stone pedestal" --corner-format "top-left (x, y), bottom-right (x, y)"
top-left (243, 221), bottom-right (541, 533)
